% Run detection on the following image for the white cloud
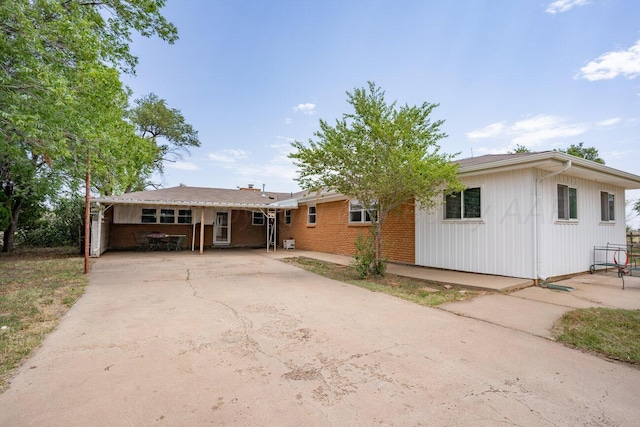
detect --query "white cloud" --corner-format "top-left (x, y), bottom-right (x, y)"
top-left (166, 161), bottom-right (199, 171)
top-left (596, 117), bottom-right (621, 127)
top-left (203, 141), bottom-right (300, 190)
top-left (511, 115), bottom-right (589, 146)
top-left (577, 40), bottom-right (640, 81)
top-left (285, 117), bottom-right (293, 124)
top-left (465, 122), bottom-right (506, 139)
top-left (545, 0), bottom-right (589, 14)
top-left (293, 103), bottom-right (316, 115)
top-left (208, 149), bottom-right (250, 163)
top-left (466, 114), bottom-right (594, 147)
top-left (275, 135), bottom-right (296, 144)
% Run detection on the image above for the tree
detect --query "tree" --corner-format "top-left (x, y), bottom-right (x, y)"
top-left (289, 82), bottom-right (462, 275)
top-left (509, 144), bottom-right (531, 154)
top-left (557, 142), bottom-right (605, 164)
top-left (125, 93), bottom-right (200, 191)
top-left (0, 1), bottom-right (178, 251)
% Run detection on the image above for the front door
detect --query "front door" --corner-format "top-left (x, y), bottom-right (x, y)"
top-left (214, 211), bottom-right (230, 245)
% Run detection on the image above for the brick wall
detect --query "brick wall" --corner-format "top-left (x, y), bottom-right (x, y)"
top-left (281, 199), bottom-right (415, 264)
top-left (230, 210), bottom-right (268, 247)
top-left (109, 223), bottom-right (196, 249)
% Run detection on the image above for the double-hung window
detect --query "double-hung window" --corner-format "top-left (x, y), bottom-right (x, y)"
top-left (349, 200), bottom-right (375, 223)
top-left (445, 187), bottom-right (481, 219)
top-left (307, 206), bottom-right (316, 225)
top-left (600, 191), bottom-right (615, 222)
top-left (178, 209), bottom-right (192, 224)
top-left (160, 209), bottom-right (175, 224)
top-left (557, 184), bottom-right (578, 220)
top-left (252, 211), bottom-right (265, 226)
top-left (141, 208), bottom-right (157, 223)
top-left (284, 210), bottom-right (291, 225)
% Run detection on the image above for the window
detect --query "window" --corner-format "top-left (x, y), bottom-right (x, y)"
top-left (284, 210), bottom-right (291, 225)
top-left (349, 200), bottom-right (375, 223)
top-left (600, 191), bottom-right (615, 222)
top-left (160, 209), bottom-right (175, 224)
top-left (178, 209), bottom-right (192, 224)
top-left (141, 208), bottom-right (157, 223)
top-left (557, 184), bottom-right (577, 220)
top-left (252, 211), bottom-right (265, 226)
top-left (307, 206), bottom-right (316, 224)
top-left (445, 187), bottom-right (481, 219)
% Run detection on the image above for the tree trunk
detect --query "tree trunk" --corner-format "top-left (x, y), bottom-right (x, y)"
top-left (2, 197), bottom-right (22, 253)
top-left (373, 213), bottom-right (385, 275)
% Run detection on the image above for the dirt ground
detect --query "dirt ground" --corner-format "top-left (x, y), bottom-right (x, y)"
top-left (0, 250), bottom-right (639, 426)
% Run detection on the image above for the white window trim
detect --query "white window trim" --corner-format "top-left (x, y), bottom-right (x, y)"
top-left (252, 211), bottom-right (265, 226)
top-left (348, 200), bottom-right (375, 224)
top-left (599, 190), bottom-right (616, 224)
top-left (443, 186), bottom-right (483, 222)
top-left (159, 208), bottom-right (176, 224)
top-left (307, 205), bottom-right (317, 225)
top-left (141, 207), bottom-right (157, 224)
top-left (177, 209), bottom-right (193, 224)
top-left (556, 183), bottom-right (578, 222)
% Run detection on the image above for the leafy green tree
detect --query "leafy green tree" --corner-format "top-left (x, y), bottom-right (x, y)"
top-left (21, 193), bottom-right (85, 248)
top-left (509, 144), bottom-right (531, 153)
top-left (126, 93), bottom-right (200, 191)
top-left (289, 82), bottom-right (462, 275)
top-left (557, 142), bottom-right (605, 164)
top-left (0, 0), bottom-right (177, 251)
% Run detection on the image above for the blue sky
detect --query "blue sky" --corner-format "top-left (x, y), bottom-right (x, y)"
top-left (122, 0), bottom-right (640, 223)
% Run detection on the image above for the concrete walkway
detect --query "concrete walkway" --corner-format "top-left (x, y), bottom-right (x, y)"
top-left (263, 249), bottom-right (640, 339)
top-left (263, 249), bottom-right (532, 291)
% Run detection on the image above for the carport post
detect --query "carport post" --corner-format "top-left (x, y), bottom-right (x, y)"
top-left (199, 208), bottom-right (205, 254)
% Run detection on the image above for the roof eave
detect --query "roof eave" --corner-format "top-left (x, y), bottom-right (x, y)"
top-left (92, 198), bottom-right (297, 209)
top-left (459, 152), bottom-right (640, 189)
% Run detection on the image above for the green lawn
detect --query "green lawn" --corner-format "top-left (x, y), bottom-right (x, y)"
top-left (554, 307), bottom-right (640, 365)
top-left (0, 248), bottom-right (88, 392)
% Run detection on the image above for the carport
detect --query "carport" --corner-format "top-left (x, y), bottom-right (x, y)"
top-left (90, 186), bottom-right (298, 256)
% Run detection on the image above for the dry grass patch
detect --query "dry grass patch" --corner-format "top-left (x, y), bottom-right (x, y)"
top-left (554, 308), bottom-right (640, 365)
top-left (282, 256), bottom-right (486, 307)
top-left (0, 247), bottom-right (88, 393)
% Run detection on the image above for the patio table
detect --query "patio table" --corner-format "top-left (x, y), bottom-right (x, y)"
top-left (146, 233), bottom-right (168, 251)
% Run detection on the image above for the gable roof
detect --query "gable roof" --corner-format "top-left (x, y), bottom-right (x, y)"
top-left (93, 186), bottom-right (299, 209)
top-left (456, 151), bottom-right (640, 189)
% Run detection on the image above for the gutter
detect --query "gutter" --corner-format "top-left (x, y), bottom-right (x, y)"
top-left (533, 160), bottom-right (571, 284)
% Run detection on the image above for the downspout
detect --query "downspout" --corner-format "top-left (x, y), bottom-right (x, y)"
top-left (534, 160), bottom-right (571, 284)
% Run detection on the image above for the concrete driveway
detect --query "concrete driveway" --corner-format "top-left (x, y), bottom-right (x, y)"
top-left (1, 251), bottom-right (639, 426)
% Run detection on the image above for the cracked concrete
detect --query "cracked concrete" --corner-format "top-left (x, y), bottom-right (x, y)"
top-left (0, 250), bottom-right (639, 426)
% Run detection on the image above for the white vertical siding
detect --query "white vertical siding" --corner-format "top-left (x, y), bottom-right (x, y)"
top-left (537, 171), bottom-right (626, 278)
top-left (415, 170), bottom-right (536, 278)
top-left (416, 168), bottom-right (628, 279)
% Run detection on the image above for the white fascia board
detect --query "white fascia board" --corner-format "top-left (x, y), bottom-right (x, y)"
top-left (91, 198), bottom-right (295, 210)
top-left (268, 199), bottom-right (299, 208)
top-left (295, 190), bottom-right (346, 204)
top-left (459, 152), bottom-right (640, 189)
